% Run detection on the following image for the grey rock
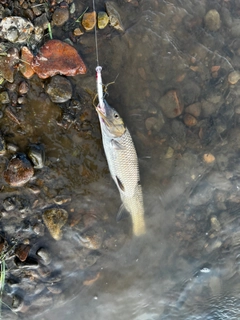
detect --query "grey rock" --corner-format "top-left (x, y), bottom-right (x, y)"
top-left (46, 76), bottom-right (72, 103)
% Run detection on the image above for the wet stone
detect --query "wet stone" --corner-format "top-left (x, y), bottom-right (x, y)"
top-left (0, 47), bottom-right (19, 83)
top-left (43, 208), bottom-right (68, 240)
top-left (0, 91), bottom-right (10, 104)
top-left (78, 226), bottom-right (104, 250)
top-left (73, 27), bottom-right (83, 36)
top-left (4, 153), bottom-right (34, 187)
top-left (27, 143), bottom-right (45, 169)
top-left (106, 2), bottom-right (124, 31)
top-left (18, 81), bottom-right (29, 95)
top-left (159, 90), bottom-right (183, 118)
top-left (15, 244), bottom-right (30, 262)
top-left (98, 11), bottom-right (109, 29)
top-left (228, 71), bottom-right (240, 85)
top-left (183, 113), bottom-right (197, 127)
top-left (0, 16), bottom-right (34, 43)
top-left (52, 7), bottom-right (69, 26)
top-left (204, 10), bottom-right (221, 32)
top-left (82, 11), bottom-right (96, 31)
top-left (185, 102), bottom-right (201, 117)
top-left (32, 40), bottom-right (87, 79)
top-left (33, 223), bottom-right (45, 236)
top-left (46, 75), bottom-right (72, 103)
top-left (145, 116), bottom-right (164, 132)
top-left (3, 197), bottom-right (15, 211)
top-left (20, 46), bottom-right (34, 79)
top-left (37, 247), bottom-right (51, 265)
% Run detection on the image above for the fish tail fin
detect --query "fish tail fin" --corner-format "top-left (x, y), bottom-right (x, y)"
top-left (132, 213), bottom-right (146, 236)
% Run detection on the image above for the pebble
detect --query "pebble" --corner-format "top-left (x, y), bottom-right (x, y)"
top-left (31, 40), bottom-right (86, 79)
top-left (3, 197), bottom-right (16, 211)
top-left (228, 71), bottom-right (240, 85)
top-left (0, 47), bottom-right (19, 82)
top-left (46, 75), bottom-right (72, 103)
top-left (15, 244), bottom-right (30, 262)
top-left (53, 195), bottom-right (71, 205)
top-left (0, 134), bottom-right (6, 155)
top-left (98, 11), bottom-right (109, 29)
top-left (183, 113), bottom-right (197, 127)
top-left (210, 216), bottom-right (221, 232)
top-left (165, 147), bottom-right (174, 159)
top-left (20, 46), bottom-right (34, 79)
top-left (6, 143), bottom-right (18, 153)
top-left (43, 208), bottom-right (68, 240)
top-left (78, 226), bottom-right (104, 250)
top-left (37, 248), bottom-right (51, 265)
top-left (106, 2), bottom-right (124, 31)
top-left (4, 153), bottom-right (34, 187)
top-left (145, 116), bottom-right (164, 132)
top-left (204, 10), bottom-right (221, 32)
top-left (185, 102), bottom-right (201, 117)
top-left (203, 153), bottom-right (215, 164)
top-left (82, 11), bottom-right (96, 31)
top-left (18, 81), bottom-right (29, 95)
top-left (159, 90), bottom-right (183, 118)
top-left (0, 91), bottom-right (10, 104)
top-left (52, 7), bottom-right (69, 26)
top-left (73, 27), bottom-right (83, 36)
top-left (27, 143), bottom-right (45, 169)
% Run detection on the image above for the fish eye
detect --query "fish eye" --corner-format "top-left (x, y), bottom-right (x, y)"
top-left (114, 113), bottom-right (119, 118)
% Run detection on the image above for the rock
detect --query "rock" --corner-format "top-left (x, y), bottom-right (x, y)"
top-left (183, 113), bottom-right (197, 127)
top-left (203, 153), bottom-right (215, 164)
top-left (145, 116), bottom-right (164, 132)
top-left (204, 10), bottom-right (221, 32)
top-left (73, 27), bottom-right (83, 36)
top-left (106, 2), bottom-right (124, 31)
top-left (228, 71), bottom-right (240, 85)
top-left (4, 153), bottom-right (34, 187)
top-left (210, 216), bottom-right (221, 232)
top-left (3, 197), bottom-right (15, 211)
top-left (53, 195), bottom-right (71, 205)
top-left (46, 75), bottom-right (72, 103)
top-left (15, 244), bottom-right (30, 262)
top-left (31, 40), bottom-right (87, 79)
top-left (0, 16), bottom-right (34, 43)
top-left (43, 208), bottom-right (68, 241)
top-left (165, 147), bottom-right (174, 159)
top-left (98, 11), bottom-right (109, 29)
top-left (18, 81), bottom-right (29, 95)
top-left (37, 248), bottom-right (51, 265)
top-left (185, 102), bottom-right (201, 117)
top-left (0, 91), bottom-right (9, 104)
top-left (52, 7), bottom-right (69, 26)
top-left (0, 134), bottom-right (6, 155)
top-left (159, 90), bottom-right (183, 118)
top-left (19, 46), bottom-right (34, 79)
top-left (78, 226), bottom-right (104, 250)
top-left (82, 11), bottom-right (96, 31)
top-left (27, 143), bottom-right (45, 169)
top-left (0, 47), bottom-right (19, 82)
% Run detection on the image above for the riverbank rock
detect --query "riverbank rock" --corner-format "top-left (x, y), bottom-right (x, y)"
top-left (4, 153), bottom-right (34, 187)
top-left (98, 11), bottom-right (109, 29)
top-left (46, 75), bottom-right (72, 103)
top-left (52, 7), bottom-right (69, 26)
top-left (106, 2), bottom-right (124, 31)
top-left (0, 16), bottom-right (34, 43)
top-left (204, 10), bottom-right (221, 32)
top-left (31, 40), bottom-right (87, 79)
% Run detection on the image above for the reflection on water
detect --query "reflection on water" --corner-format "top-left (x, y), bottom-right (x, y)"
top-left (2, 0), bottom-right (240, 319)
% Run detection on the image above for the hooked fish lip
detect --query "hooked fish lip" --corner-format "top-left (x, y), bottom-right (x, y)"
top-left (96, 105), bottom-right (111, 126)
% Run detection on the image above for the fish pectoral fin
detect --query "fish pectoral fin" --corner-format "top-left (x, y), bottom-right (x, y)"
top-left (116, 203), bottom-right (129, 222)
top-left (111, 139), bottom-right (124, 150)
top-left (116, 176), bottom-right (125, 192)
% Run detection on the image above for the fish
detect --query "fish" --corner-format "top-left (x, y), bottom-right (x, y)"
top-left (95, 99), bottom-right (146, 236)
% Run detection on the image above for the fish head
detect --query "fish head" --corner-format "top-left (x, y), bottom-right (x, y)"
top-left (96, 100), bottom-right (126, 137)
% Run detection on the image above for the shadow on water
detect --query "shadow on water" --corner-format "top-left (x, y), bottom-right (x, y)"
top-left (2, 0), bottom-right (240, 319)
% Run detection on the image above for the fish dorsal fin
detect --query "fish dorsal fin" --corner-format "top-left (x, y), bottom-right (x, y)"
top-left (111, 139), bottom-right (124, 150)
top-left (116, 176), bottom-right (125, 192)
top-left (116, 203), bottom-right (129, 221)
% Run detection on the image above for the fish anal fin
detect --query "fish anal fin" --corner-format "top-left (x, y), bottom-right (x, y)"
top-left (116, 203), bottom-right (129, 221)
top-left (116, 176), bottom-right (125, 192)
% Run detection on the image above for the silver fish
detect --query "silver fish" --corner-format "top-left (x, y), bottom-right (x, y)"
top-left (96, 100), bottom-right (146, 236)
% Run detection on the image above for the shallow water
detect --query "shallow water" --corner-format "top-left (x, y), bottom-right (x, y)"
top-left (2, 0), bottom-right (240, 319)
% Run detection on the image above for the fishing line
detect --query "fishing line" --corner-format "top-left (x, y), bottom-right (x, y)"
top-left (92, 0), bottom-right (99, 67)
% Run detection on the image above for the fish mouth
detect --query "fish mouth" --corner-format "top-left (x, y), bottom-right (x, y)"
top-left (96, 103), bottom-right (110, 126)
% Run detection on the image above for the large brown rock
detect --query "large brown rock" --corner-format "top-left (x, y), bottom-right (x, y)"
top-left (31, 40), bottom-right (87, 79)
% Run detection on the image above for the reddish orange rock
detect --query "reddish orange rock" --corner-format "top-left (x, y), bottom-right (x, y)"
top-left (20, 47), bottom-right (35, 79)
top-left (31, 40), bottom-right (87, 79)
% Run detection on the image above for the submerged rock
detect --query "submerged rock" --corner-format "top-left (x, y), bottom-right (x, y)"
top-left (46, 75), bottom-right (72, 103)
top-left (0, 16), bottom-right (34, 43)
top-left (4, 153), bottom-right (34, 187)
top-left (27, 143), bottom-right (45, 169)
top-left (0, 47), bottom-right (19, 82)
top-left (82, 11), bottom-right (96, 31)
top-left (31, 40), bottom-right (87, 79)
top-left (19, 47), bottom-right (34, 79)
top-left (98, 11), bottom-right (109, 29)
top-left (204, 10), bottom-right (221, 32)
top-left (52, 7), bottom-right (69, 26)
top-left (43, 208), bottom-right (68, 241)
top-left (106, 2), bottom-right (124, 31)
top-left (159, 90), bottom-right (183, 118)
